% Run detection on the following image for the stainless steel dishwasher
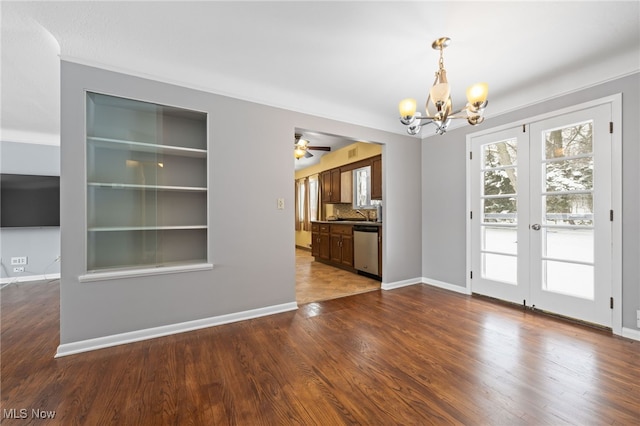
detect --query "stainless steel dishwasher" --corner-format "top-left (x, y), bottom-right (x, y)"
top-left (353, 225), bottom-right (379, 276)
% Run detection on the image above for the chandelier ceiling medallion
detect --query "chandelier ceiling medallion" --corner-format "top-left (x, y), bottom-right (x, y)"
top-left (398, 37), bottom-right (489, 136)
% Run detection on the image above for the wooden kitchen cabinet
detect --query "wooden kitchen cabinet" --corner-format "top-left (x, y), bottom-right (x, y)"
top-left (371, 155), bottom-right (382, 200)
top-left (329, 224), bottom-right (353, 267)
top-left (311, 223), bottom-right (330, 260)
top-left (321, 168), bottom-right (341, 203)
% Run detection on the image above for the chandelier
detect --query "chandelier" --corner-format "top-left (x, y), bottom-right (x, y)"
top-left (398, 37), bottom-right (489, 135)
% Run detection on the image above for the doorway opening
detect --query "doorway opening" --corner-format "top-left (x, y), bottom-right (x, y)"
top-left (293, 129), bottom-right (383, 304)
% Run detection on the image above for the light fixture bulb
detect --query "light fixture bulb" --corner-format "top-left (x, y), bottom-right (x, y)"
top-left (429, 82), bottom-right (450, 106)
top-left (398, 98), bottom-right (417, 119)
top-left (466, 82), bottom-right (489, 106)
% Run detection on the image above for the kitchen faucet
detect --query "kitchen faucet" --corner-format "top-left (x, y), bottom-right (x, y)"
top-left (356, 210), bottom-right (368, 221)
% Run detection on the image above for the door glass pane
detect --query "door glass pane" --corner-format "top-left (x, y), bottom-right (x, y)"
top-left (544, 121), bottom-right (592, 159)
top-left (483, 227), bottom-right (517, 255)
top-left (544, 228), bottom-right (593, 263)
top-left (545, 158), bottom-right (593, 192)
top-left (484, 168), bottom-right (517, 195)
top-left (482, 253), bottom-right (517, 285)
top-left (544, 260), bottom-right (594, 300)
top-left (544, 194), bottom-right (593, 225)
top-left (479, 138), bottom-right (518, 285)
top-left (483, 197), bottom-right (517, 223)
top-left (483, 139), bottom-right (517, 167)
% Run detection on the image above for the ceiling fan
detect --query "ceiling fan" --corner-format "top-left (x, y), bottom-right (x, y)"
top-left (294, 134), bottom-right (331, 159)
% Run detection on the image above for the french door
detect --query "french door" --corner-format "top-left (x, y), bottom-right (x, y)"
top-left (470, 102), bottom-right (613, 327)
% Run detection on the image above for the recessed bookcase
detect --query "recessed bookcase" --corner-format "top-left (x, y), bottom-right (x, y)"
top-left (86, 92), bottom-right (208, 272)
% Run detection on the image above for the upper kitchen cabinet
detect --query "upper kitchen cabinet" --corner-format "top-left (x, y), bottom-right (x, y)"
top-left (321, 168), bottom-right (341, 203)
top-left (86, 92), bottom-right (208, 272)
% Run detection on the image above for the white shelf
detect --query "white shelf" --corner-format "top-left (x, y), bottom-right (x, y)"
top-left (79, 262), bottom-right (214, 283)
top-left (88, 225), bottom-right (207, 232)
top-left (87, 136), bottom-right (207, 158)
top-left (88, 182), bottom-right (207, 192)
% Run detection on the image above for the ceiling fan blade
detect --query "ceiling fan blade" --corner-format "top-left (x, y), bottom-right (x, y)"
top-left (307, 146), bottom-right (331, 151)
top-left (304, 150), bottom-right (314, 158)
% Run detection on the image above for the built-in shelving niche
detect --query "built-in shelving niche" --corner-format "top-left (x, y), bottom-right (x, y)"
top-left (86, 92), bottom-right (208, 272)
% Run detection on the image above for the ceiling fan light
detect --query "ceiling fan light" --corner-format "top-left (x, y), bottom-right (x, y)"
top-left (294, 147), bottom-right (306, 159)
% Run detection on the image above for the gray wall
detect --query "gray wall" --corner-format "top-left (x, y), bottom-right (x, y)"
top-left (60, 61), bottom-right (422, 345)
top-left (0, 141), bottom-right (61, 282)
top-left (421, 72), bottom-right (640, 331)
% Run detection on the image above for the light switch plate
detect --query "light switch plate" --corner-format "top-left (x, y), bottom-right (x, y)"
top-left (277, 198), bottom-right (285, 210)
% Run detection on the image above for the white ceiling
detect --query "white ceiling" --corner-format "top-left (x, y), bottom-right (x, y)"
top-left (2, 1), bottom-right (639, 167)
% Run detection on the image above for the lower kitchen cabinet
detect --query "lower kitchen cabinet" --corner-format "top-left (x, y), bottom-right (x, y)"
top-left (311, 221), bottom-right (381, 277)
top-left (311, 223), bottom-right (330, 260)
top-left (329, 224), bottom-right (353, 267)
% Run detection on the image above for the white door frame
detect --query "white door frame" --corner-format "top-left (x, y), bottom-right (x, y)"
top-left (466, 94), bottom-right (622, 335)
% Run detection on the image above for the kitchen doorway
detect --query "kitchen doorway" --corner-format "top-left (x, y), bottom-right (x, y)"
top-left (294, 129), bottom-right (383, 304)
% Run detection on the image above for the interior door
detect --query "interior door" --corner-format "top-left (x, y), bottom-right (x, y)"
top-left (470, 103), bottom-right (613, 327)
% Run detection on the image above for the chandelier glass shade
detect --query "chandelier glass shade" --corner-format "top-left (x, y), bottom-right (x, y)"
top-left (399, 37), bottom-right (488, 135)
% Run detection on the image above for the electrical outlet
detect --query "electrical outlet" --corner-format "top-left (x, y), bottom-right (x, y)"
top-left (11, 256), bottom-right (27, 265)
top-left (277, 198), bottom-right (285, 210)
top-left (13, 267), bottom-right (24, 273)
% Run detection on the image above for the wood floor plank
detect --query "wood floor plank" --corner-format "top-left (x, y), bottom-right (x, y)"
top-left (2, 280), bottom-right (639, 425)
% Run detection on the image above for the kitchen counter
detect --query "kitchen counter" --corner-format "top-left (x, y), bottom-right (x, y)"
top-left (312, 220), bottom-right (382, 226)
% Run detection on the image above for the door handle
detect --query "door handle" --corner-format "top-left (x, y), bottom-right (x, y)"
top-left (531, 224), bottom-right (541, 231)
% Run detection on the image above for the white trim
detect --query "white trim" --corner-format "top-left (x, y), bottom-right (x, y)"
top-left (55, 301), bottom-right (298, 357)
top-left (79, 263), bottom-right (213, 283)
top-left (610, 93), bottom-right (623, 337)
top-left (467, 95), bottom-right (623, 139)
top-left (422, 277), bottom-right (472, 295)
top-left (621, 327), bottom-right (640, 342)
top-left (0, 129), bottom-right (60, 146)
top-left (381, 277), bottom-right (421, 291)
top-left (0, 273), bottom-right (60, 285)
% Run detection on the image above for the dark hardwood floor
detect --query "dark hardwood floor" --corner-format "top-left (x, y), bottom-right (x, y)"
top-left (1, 279), bottom-right (639, 425)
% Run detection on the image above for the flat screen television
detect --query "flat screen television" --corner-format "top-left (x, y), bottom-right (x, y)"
top-left (1, 174), bottom-right (60, 228)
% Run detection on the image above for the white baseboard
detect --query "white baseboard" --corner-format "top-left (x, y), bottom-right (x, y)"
top-left (621, 327), bottom-right (640, 342)
top-left (55, 301), bottom-right (298, 357)
top-left (1, 273), bottom-right (60, 285)
top-left (381, 277), bottom-right (422, 291)
top-left (422, 277), bottom-right (471, 295)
